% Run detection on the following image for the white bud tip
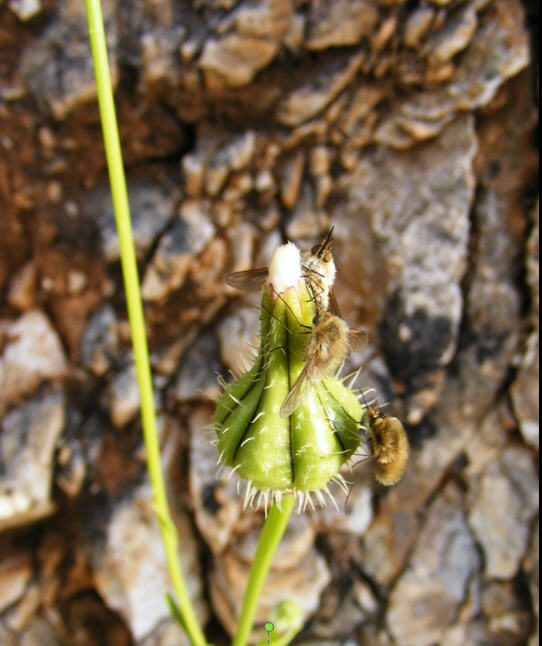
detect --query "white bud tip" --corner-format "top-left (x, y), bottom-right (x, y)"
top-left (268, 242), bottom-right (302, 293)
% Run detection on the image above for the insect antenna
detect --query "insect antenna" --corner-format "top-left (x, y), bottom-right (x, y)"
top-left (316, 226), bottom-right (334, 257)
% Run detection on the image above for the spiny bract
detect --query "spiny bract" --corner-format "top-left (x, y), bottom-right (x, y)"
top-left (214, 242), bottom-right (365, 509)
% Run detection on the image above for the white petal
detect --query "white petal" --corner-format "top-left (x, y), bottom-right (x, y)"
top-left (267, 242), bottom-right (302, 293)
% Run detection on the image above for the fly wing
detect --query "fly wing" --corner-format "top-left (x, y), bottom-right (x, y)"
top-left (347, 329), bottom-right (369, 352)
top-left (279, 360), bottom-right (315, 418)
top-left (225, 268), bottom-right (268, 290)
top-left (328, 289), bottom-right (342, 317)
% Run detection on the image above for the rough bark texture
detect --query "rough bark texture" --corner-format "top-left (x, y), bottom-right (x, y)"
top-left (0, 1), bottom-right (538, 645)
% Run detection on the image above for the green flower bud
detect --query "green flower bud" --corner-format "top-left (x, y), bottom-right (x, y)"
top-left (215, 243), bottom-right (363, 507)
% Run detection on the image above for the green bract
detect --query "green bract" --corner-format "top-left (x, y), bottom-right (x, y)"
top-left (215, 249), bottom-right (363, 502)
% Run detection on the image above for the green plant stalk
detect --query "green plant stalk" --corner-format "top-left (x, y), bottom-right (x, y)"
top-left (84, 3), bottom-right (208, 645)
top-left (232, 497), bottom-right (296, 646)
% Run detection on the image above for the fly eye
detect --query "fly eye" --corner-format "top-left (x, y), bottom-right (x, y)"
top-left (312, 315), bottom-right (319, 325)
top-left (311, 244), bottom-right (320, 255)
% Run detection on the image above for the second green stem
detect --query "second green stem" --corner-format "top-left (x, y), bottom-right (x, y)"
top-left (232, 497), bottom-right (296, 646)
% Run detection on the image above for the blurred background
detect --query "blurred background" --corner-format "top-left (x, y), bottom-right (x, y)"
top-left (0, 1), bottom-right (538, 645)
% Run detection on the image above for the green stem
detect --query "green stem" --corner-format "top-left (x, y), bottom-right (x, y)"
top-left (84, 3), bottom-right (208, 645)
top-left (232, 498), bottom-right (296, 646)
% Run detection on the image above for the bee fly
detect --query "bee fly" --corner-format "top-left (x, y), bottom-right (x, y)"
top-left (225, 228), bottom-right (339, 313)
top-left (363, 406), bottom-right (409, 486)
top-left (279, 309), bottom-right (368, 417)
